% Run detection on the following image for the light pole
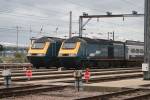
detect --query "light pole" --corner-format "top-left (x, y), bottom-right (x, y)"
top-left (16, 26), bottom-right (19, 52)
top-left (69, 11), bottom-right (72, 38)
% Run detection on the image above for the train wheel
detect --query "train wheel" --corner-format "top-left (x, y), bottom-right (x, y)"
top-left (55, 63), bottom-right (61, 69)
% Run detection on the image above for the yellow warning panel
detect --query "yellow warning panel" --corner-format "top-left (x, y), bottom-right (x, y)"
top-left (28, 42), bottom-right (50, 54)
top-left (59, 42), bottom-right (80, 55)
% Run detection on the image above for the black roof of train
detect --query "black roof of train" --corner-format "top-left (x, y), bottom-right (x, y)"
top-left (125, 40), bottom-right (144, 46)
top-left (64, 36), bottom-right (124, 44)
top-left (34, 36), bottom-right (63, 43)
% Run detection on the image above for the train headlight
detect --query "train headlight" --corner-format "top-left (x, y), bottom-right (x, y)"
top-left (58, 53), bottom-right (62, 56)
top-left (69, 54), bottom-right (77, 56)
top-left (37, 53), bottom-right (45, 56)
top-left (27, 53), bottom-right (31, 56)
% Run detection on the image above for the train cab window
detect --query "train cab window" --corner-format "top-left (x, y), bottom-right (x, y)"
top-left (62, 42), bottom-right (76, 49)
top-left (32, 42), bottom-right (45, 49)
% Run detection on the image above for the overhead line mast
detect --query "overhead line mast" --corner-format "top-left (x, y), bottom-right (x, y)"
top-left (143, 0), bottom-right (150, 80)
top-left (79, 13), bottom-right (144, 37)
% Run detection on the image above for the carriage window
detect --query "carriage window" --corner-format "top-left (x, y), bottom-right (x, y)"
top-left (131, 49), bottom-right (135, 53)
top-left (136, 49), bottom-right (139, 53)
top-left (32, 43), bottom-right (45, 49)
top-left (140, 49), bottom-right (144, 53)
top-left (62, 43), bottom-right (76, 49)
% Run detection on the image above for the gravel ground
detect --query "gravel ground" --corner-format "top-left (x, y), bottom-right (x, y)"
top-left (1, 88), bottom-right (107, 100)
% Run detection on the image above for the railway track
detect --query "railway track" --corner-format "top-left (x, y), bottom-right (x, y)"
top-left (0, 67), bottom-right (146, 100)
top-left (0, 63), bottom-right (31, 69)
top-left (0, 65), bottom-right (140, 70)
top-left (62, 72), bottom-right (142, 83)
top-left (0, 84), bottom-right (66, 98)
top-left (0, 67), bottom-right (143, 87)
top-left (0, 67), bottom-right (141, 78)
top-left (75, 88), bottom-right (150, 100)
top-left (0, 69), bottom-right (142, 83)
top-left (1, 69), bottom-right (141, 78)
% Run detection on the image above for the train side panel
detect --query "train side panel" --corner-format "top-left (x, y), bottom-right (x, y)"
top-left (58, 37), bottom-right (143, 69)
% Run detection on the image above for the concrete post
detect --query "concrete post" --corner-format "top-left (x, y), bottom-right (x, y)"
top-left (143, 0), bottom-right (150, 80)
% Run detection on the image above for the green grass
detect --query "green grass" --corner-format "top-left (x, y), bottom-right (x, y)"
top-left (0, 52), bottom-right (28, 63)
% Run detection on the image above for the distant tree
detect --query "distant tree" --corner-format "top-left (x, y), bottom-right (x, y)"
top-left (0, 45), bottom-right (3, 51)
top-left (14, 52), bottom-right (22, 58)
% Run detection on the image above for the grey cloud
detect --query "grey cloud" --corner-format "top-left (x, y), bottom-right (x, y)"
top-left (0, 0), bottom-right (145, 45)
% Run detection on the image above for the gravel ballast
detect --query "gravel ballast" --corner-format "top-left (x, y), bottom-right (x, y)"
top-left (1, 87), bottom-right (108, 100)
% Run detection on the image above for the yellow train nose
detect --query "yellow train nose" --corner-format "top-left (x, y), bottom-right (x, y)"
top-left (58, 42), bottom-right (81, 57)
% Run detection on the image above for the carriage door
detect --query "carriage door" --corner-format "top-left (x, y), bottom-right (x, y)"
top-left (52, 42), bottom-right (56, 56)
top-left (108, 45), bottom-right (114, 58)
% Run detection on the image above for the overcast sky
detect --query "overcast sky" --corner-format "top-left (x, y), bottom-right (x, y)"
top-left (0, 0), bottom-right (144, 46)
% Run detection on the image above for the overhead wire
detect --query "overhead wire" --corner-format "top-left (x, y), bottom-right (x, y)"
top-left (0, 0), bottom-right (144, 40)
top-left (0, 1), bottom-right (69, 17)
top-left (63, 0), bottom-right (106, 13)
top-left (63, 0), bottom-right (143, 28)
top-left (0, 0), bottom-right (119, 32)
top-left (122, 0), bottom-right (144, 10)
top-left (0, 26), bottom-right (69, 35)
top-left (0, 1), bottom-right (73, 27)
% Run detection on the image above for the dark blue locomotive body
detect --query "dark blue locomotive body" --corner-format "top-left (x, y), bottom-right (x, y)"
top-left (27, 36), bottom-right (63, 68)
top-left (58, 36), bottom-right (143, 69)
